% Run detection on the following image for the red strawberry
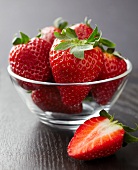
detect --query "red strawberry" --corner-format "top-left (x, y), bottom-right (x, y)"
top-left (9, 32), bottom-right (52, 90)
top-left (92, 49), bottom-right (127, 105)
top-left (71, 18), bottom-right (93, 40)
top-left (31, 86), bottom-right (82, 114)
top-left (50, 27), bottom-right (104, 106)
top-left (41, 17), bottom-right (68, 45)
top-left (67, 110), bottom-right (138, 160)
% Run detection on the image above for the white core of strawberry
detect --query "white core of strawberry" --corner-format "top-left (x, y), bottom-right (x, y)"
top-left (73, 118), bottom-right (123, 155)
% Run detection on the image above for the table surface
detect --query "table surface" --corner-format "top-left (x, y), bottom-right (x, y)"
top-left (0, 69), bottom-right (138, 170)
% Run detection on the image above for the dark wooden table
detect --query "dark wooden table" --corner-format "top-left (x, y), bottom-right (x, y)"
top-left (0, 68), bottom-right (138, 170)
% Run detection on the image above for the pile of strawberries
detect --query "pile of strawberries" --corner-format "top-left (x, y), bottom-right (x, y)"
top-left (9, 19), bottom-right (138, 161)
top-left (9, 18), bottom-right (127, 114)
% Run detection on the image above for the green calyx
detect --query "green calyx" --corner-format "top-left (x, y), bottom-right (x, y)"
top-left (53, 17), bottom-right (68, 30)
top-left (12, 32), bottom-right (30, 45)
top-left (100, 110), bottom-right (138, 145)
top-left (54, 25), bottom-right (116, 59)
top-left (106, 48), bottom-right (124, 59)
top-left (84, 17), bottom-right (92, 27)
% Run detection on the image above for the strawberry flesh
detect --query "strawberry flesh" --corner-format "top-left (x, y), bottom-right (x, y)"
top-left (68, 116), bottom-right (125, 160)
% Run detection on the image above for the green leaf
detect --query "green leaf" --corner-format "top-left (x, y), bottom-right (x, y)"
top-left (69, 44), bottom-right (92, 59)
top-left (95, 30), bottom-right (102, 41)
top-left (70, 44), bottom-right (93, 59)
top-left (100, 110), bottom-right (114, 121)
top-left (36, 32), bottom-right (41, 38)
top-left (70, 46), bottom-right (84, 59)
top-left (123, 124), bottom-right (138, 133)
top-left (66, 28), bottom-right (77, 39)
top-left (54, 32), bottom-right (68, 40)
top-left (124, 132), bottom-right (138, 143)
top-left (12, 32), bottom-right (30, 45)
top-left (54, 41), bottom-right (73, 51)
top-left (59, 21), bottom-right (68, 30)
top-left (87, 26), bottom-right (98, 43)
top-left (53, 17), bottom-right (68, 30)
top-left (12, 37), bottom-right (22, 45)
top-left (20, 32), bottom-right (30, 44)
top-left (83, 96), bottom-right (93, 102)
top-left (75, 44), bottom-right (93, 51)
top-left (84, 17), bottom-right (92, 27)
top-left (53, 17), bottom-right (62, 28)
top-left (100, 38), bottom-right (116, 48)
top-left (107, 48), bottom-right (115, 54)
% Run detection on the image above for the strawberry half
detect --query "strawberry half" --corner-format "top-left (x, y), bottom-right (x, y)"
top-left (50, 26), bottom-right (104, 106)
top-left (41, 17), bottom-right (68, 45)
top-left (67, 110), bottom-right (138, 160)
top-left (92, 49), bottom-right (127, 105)
top-left (9, 32), bottom-right (52, 90)
top-left (31, 86), bottom-right (82, 114)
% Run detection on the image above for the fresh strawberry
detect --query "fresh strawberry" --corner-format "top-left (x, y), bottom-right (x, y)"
top-left (9, 32), bottom-right (52, 90)
top-left (31, 86), bottom-right (82, 114)
top-left (71, 17), bottom-right (93, 40)
top-left (41, 17), bottom-right (68, 45)
top-left (92, 49), bottom-right (127, 105)
top-left (67, 110), bottom-right (138, 160)
top-left (49, 26), bottom-right (104, 106)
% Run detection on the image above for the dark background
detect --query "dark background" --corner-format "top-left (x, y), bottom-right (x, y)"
top-left (0, 1), bottom-right (138, 170)
top-left (0, 0), bottom-right (138, 70)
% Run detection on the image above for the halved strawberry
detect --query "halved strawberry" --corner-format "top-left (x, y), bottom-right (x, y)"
top-left (41, 17), bottom-right (68, 45)
top-left (9, 32), bottom-right (52, 90)
top-left (31, 86), bottom-right (82, 114)
top-left (92, 49), bottom-right (127, 105)
top-left (67, 110), bottom-right (138, 160)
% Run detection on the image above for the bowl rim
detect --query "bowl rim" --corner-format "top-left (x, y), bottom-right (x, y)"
top-left (7, 58), bottom-right (132, 86)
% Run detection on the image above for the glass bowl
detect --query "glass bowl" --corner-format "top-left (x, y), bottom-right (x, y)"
top-left (7, 59), bottom-right (132, 130)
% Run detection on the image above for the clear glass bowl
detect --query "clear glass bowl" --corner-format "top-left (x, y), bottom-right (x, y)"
top-left (7, 59), bottom-right (132, 130)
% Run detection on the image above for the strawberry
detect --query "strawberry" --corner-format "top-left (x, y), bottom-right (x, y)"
top-left (41, 17), bottom-right (68, 45)
top-left (92, 49), bottom-right (127, 105)
top-left (31, 86), bottom-right (82, 114)
top-left (49, 26), bottom-right (105, 106)
top-left (71, 17), bottom-right (93, 40)
top-left (67, 110), bottom-right (138, 160)
top-left (9, 32), bottom-right (52, 90)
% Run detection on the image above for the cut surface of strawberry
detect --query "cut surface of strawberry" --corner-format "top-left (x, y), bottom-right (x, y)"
top-left (67, 110), bottom-right (138, 160)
